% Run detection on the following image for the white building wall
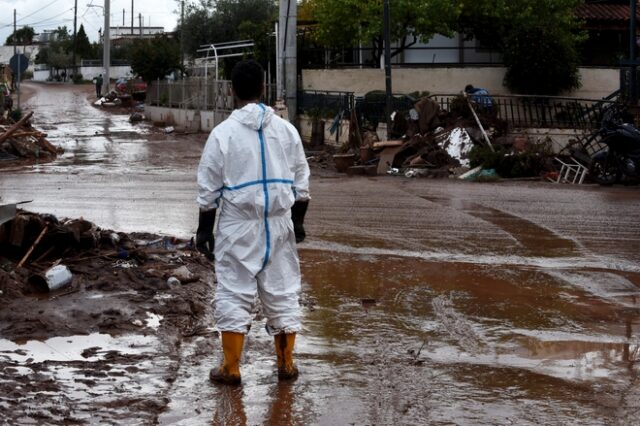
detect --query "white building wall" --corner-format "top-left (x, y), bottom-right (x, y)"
top-left (0, 45), bottom-right (40, 73)
top-left (390, 33), bottom-right (501, 65)
top-left (301, 67), bottom-right (620, 99)
top-left (32, 65), bottom-right (133, 82)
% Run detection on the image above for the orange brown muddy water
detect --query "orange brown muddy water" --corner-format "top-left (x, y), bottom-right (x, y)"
top-left (1, 83), bottom-right (639, 424)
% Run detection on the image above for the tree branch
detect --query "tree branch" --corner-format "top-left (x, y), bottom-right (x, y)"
top-left (390, 35), bottom-right (417, 59)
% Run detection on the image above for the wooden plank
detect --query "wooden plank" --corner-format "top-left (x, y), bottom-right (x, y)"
top-left (373, 140), bottom-right (404, 149)
top-left (0, 111), bottom-right (34, 144)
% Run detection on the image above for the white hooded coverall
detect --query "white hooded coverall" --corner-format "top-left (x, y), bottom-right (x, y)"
top-left (197, 103), bottom-right (310, 335)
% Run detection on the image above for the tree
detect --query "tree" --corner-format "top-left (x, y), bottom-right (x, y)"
top-left (51, 26), bottom-right (72, 51)
top-left (129, 35), bottom-right (182, 82)
top-left (48, 50), bottom-right (73, 70)
top-left (176, 0), bottom-right (276, 75)
top-left (306, 0), bottom-right (584, 95)
top-left (5, 26), bottom-right (35, 45)
top-left (305, 0), bottom-right (460, 65)
top-left (458, 0), bottom-right (584, 95)
top-left (176, 0), bottom-right (214, 57)
top-left (75, 25), bottom-right (93, 60)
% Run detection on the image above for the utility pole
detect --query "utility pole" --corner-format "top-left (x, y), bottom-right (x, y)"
top-left (139, 13), bottom-right (142, 37)
top-left (13, 9), bottom-right (16, 56)
top-left (13, 9), bottom-right (22, 108)
top-left (383, 0), bottom-right (393, 139)
top-left (275, 21), bottom-right (282, 101)
top-left (279, 0), bottom-right (297, 120)
top-left (122, 9), bottom-right (125, 26)
top-left (631, 0), bottom-right (638, 104)
top-left (131, 0), bottom-right (134, 35)
top-left (103, 0), bottom-right (110, 93)
top-left (180, 0), bottom-right (184, 75)
top-left (72, 0), bottom-right (78, 78)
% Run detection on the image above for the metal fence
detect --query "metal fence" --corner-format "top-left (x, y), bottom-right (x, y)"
top-left (146, 79), bottom-right (276, 112)
top-left (301, 46), bottom-right (504, 68)
top-left (80, 59), bottom-right (131, 66)
top-left (296, 90), bottom-right (354, 117)
top-left (430, 94), bottom-right (618, 129)
top-left (297, 90), bottom-right (619, 130)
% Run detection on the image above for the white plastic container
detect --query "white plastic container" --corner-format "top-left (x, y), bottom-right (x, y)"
top-left (43, 265), bottom-right (73, 291)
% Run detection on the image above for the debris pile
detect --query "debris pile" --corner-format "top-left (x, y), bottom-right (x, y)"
top-left (329, 94), bottom-right (555, 180)
top-left (0, 111), bottom-right (63, 163)
top-left (0, 209), bottom-right (209, 299)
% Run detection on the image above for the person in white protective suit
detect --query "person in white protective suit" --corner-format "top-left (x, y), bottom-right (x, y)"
top-left (196, 60), bottom-right (310, 385)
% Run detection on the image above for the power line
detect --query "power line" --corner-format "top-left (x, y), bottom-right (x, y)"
top-left (15, 0), bottom-right (66, 24)
top-left (27, 20), bottom-right (74, 30)
top-left (1, 7), bottom-right (74, 29)
top-left (27, 8), bottom-right (75, 27)
top-left (81, 0), bottom-right (96, 19)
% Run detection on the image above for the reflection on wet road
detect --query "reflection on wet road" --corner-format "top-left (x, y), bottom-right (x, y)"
top-left (1, 83), bottom-right (640, 424)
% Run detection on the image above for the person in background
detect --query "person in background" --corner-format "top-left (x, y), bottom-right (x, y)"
top-left (465, 84), bottom-right (494, 112)
top-left (93, 74), bottom-right (103, 98)
top-left (196, 60), bottom-right (310, 385)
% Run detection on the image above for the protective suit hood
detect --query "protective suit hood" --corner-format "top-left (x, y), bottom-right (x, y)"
top-left (230, 103), bottom-right (274, 131)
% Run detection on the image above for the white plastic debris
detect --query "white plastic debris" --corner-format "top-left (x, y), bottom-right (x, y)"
top-left (28, 265), bottom-right (73, 291)
top-left (439, 127), bottom-right (474, 168)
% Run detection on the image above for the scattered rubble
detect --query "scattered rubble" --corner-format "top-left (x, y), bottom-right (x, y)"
top-left (0, 208), bottom-right (215, 422)
top-left (0, 209), bottom-right (210, 300)
top-left (325, 94), bottom-right (563, 181)
top-left (0, 111), bottom-right (62, 165)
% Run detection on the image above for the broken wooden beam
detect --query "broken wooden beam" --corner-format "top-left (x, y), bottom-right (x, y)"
top-left (0, 111), bottom-right (34, 144)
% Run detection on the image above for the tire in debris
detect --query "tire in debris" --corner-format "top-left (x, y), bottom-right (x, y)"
top-left (590, 155), bottom-right (619, 186)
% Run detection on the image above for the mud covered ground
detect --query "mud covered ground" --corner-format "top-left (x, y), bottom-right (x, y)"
top-left (0, 83), bottom-right (639, 425)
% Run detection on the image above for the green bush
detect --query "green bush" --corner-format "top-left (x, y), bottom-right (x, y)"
top-left (469, 140), bottom-right (553, 178)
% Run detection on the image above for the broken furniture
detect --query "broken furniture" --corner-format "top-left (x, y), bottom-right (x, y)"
top-left (373, 140), bottom-right (404, 174)
top-left (553, 156), bottom-right (589, 184)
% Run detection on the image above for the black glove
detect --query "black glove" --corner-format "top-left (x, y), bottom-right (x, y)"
top-left (196, 209), bottom-right (216, 260)
top-left (291, 200), bottom-right (309, 243)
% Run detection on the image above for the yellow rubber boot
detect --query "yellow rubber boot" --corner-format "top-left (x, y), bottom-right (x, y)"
top-left (210, 332), bottom-right (244, 385)
top-left (274, 333), bottom-right (299, 381)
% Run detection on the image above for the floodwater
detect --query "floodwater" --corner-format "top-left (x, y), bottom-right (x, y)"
top-left (1, 83), bottom-right (640, 424)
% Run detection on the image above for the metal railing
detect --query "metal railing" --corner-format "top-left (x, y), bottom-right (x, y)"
top-left (80, 59), bottom-right (131, 66)
top-left (301, 46), bottom-right (504, 68)
top-left (297, 90), bottom-right (354, 117)
top-left (146, 78), bottom-right (275, 111)
top-left (297, 90), bottom-right (620, 130)
top-left (430, 94), bottom-right (618, 129)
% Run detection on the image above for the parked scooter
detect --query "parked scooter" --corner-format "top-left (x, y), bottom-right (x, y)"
top-left (590, 106), bottom-right (640, 185)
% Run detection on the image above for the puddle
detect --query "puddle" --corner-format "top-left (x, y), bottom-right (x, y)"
top-left (0, 333), bottom-right (157, 363)
top-left (301, 241), bottom-right (640, 273)
top-left (547, 270), bottom-right (640, 308)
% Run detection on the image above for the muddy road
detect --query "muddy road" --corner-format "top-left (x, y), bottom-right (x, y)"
top-left (1, 83), bottom-right (639, 425)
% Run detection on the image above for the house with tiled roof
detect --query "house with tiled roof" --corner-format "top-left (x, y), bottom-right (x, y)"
top-left (579, 0), bottom-right (640, 65)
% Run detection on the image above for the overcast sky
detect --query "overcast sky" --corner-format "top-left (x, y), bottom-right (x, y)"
top-left (0, 0), bottom-right (181, 44)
